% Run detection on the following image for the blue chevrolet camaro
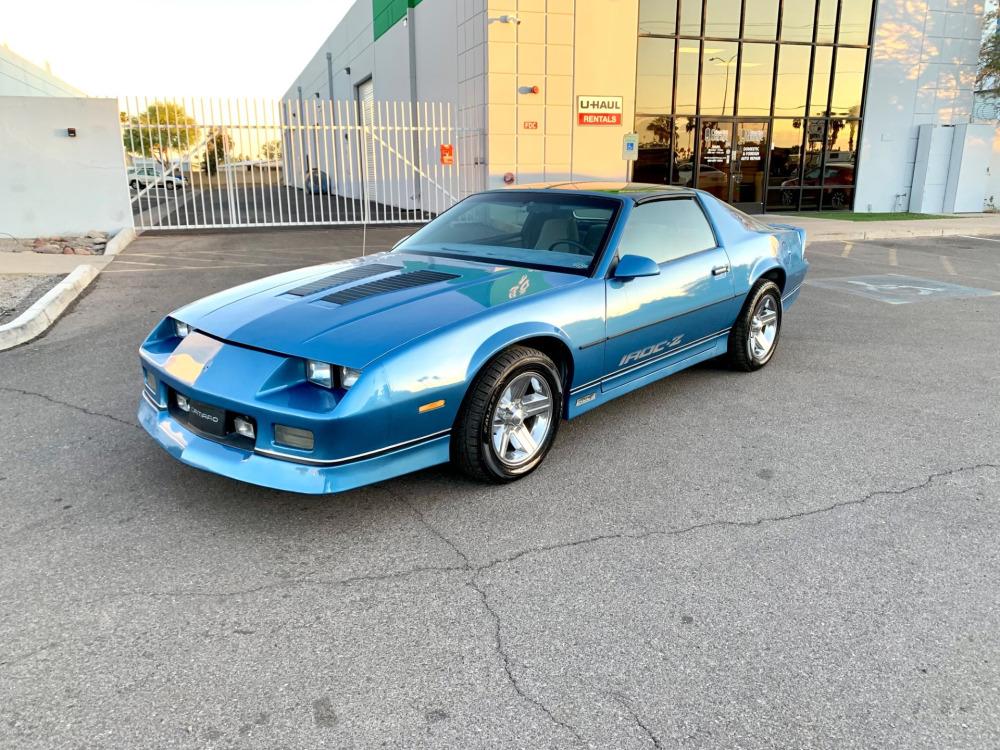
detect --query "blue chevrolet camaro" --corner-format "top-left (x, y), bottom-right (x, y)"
top-left (138, 182), bottom-right (808, 494)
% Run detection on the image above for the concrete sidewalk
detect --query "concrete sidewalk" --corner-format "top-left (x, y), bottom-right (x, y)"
top-left (1, 252), bottom-right (114, 275)
top-left (766, 212), bottom-right (1000, 243)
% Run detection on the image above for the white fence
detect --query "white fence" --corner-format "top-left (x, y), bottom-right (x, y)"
top-left (120, 96), bottom-right (483, 230)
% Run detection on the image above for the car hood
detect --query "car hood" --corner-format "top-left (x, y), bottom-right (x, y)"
top-left (173, 252), bottom-right (581, 368)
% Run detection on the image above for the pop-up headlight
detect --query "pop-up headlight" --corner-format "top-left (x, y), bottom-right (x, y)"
top-left (306, 360), bottom-right (333, 388)
top-left (173, 319), bottom-right (192, 338)
top-left (306, 361), bottom-right (361, 389)
top-left (339, 366), bottom-right (361, 389)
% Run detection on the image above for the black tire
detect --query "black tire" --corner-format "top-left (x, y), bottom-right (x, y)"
top-left (452, 346), bottom-right (563, 483)
top-left (727, 279), bottom-right (782, 372)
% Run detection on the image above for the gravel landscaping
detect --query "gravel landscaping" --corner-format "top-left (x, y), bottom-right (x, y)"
top-left (0, 275), bottom-right (64, 325)
top-left (0, 231), bottom-right (109, 256)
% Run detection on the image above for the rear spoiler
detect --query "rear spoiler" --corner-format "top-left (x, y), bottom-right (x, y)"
top-left (767, 223), bottom-right (807, 249)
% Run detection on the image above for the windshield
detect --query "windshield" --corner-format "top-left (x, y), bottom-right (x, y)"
top-left (394, 192), bottom-right (620, 273)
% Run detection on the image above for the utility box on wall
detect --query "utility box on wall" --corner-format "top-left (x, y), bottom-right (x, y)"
top-left (944, 123), bottom-right (993, 213)
top-left (911, 123), bottom-right (993, 214)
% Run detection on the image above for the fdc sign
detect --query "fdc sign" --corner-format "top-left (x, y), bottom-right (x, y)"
top-left (577, 96), bottom-right (623, 126)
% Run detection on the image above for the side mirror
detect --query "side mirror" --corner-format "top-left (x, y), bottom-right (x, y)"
top-left (392, 234), bottom-right (412, 250)
top-left (613, 254), bottom-right (660, 280)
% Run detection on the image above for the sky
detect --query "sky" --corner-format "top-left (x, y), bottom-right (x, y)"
top-left (4, 0), bottom-right (353, 96)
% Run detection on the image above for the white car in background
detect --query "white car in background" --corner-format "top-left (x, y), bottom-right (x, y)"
top-left (128, 166), bottom-right (187, 190)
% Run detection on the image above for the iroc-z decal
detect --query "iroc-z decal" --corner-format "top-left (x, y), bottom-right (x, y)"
top-left (619, 334), bottom-right (684, 367)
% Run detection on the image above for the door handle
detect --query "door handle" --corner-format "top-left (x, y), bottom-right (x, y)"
top-left (712, 264), bottom-right (730, 276)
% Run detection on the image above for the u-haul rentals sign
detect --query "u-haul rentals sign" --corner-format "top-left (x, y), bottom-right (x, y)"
top-left (577, 96), bottom-right (623, 126)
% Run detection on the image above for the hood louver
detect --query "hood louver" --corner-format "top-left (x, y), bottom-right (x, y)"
top-left (322, 269), bottom-right (459, 305)
top-left (285, 263), bottom-right (399, 297)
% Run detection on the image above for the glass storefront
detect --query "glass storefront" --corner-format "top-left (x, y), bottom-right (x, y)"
top-left (633, 0), bottom-right (875, 212)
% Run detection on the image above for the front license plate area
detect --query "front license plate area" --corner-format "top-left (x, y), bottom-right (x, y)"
top-left (187, 399), bottom-right (227, 436)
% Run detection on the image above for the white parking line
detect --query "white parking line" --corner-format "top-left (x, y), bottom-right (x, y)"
top-left (841, 242), bottom-right (854, 258)
top-left (940, 256), bottom-right (957, 275)
top-left (957, 235), bottom-right (1000, 243)
top-left (104, 263), bottom-right (286, 273)
top-left (888, 247), bottom-right (898, 266)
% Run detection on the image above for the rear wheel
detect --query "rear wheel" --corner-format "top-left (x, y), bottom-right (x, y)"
top-left (452, 346), bottom-right (563, 483)
top-left (727, 279), bottom-right (782, 371)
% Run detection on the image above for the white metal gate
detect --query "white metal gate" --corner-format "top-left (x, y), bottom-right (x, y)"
top-left (120, 96), bottom-right (482, 230)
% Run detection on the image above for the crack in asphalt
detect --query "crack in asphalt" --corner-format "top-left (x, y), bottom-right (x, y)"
top-left (0, 386), bottom-right (139, 431)
top-left (612, 693), bottom-right (663, 749)
top-left (83, 463), bottom-right (996, 741)
top-left (467, 576), bottom-right (585, 746)
top-left (391, 489), bottom-right (585, 743)
top-left (473, 462), bottom-right (1000, 573)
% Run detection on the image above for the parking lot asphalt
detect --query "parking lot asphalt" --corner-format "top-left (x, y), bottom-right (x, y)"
top-left (1, 228), bottom-right (999, 749)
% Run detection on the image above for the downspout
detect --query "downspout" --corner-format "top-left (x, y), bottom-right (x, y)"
top-left (297, 85), bottom-right (308, 173)
top-left (407, 6), bottom-right (422, 207)
top-left (326, 52), bottom-right (335, 100)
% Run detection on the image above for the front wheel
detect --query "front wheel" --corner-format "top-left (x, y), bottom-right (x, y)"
top-left (727, 279), bottom-right (782, 371)
top-left (452, 346), bottom-right (563, 483)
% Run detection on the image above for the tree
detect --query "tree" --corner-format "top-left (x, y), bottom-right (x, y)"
top-left (122, 101), bottom-right (198, 165)
top-left (979, 8), bottom-right (1000, 89)
top-left (260, 140), bottom-right (283, 161)
top-left (202, 128), bottom-right (233, 176)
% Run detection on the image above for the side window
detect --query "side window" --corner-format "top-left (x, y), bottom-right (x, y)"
top-left (617, 199), bottom-right (717, 264)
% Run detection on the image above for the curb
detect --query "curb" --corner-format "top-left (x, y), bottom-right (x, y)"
top-left (776, 218), bottom-right (1000, 246)
top-left (0, 265), bottom-right (101, 352)
top-left (105, 226), bottom-right (137, 256)
top-left (806, 227), bottom-right (999, 243)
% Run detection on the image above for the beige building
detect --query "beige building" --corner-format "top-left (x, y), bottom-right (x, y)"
top-left (286, 0), bottom-right (994, 214)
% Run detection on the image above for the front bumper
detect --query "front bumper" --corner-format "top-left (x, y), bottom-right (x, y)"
top-left (138, 394), bottom-right (450, 495)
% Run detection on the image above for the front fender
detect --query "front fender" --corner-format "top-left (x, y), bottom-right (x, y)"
top-left (466, 321), bottom-right (575, 385)
top-left (373, 320), bottom-right (577, 439)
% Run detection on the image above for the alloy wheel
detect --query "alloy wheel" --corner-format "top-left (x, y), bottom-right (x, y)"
top-left (490, 371), bottom-right (553, 467)
top-left (748, 294), bottom-right (779, 361)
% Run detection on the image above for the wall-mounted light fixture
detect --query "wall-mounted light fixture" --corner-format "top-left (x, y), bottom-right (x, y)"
top-left (66, 127), bottom-right (77, 137)
top-left (499, 14), bottom-right (520, 24)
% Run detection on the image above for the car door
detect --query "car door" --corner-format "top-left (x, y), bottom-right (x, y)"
top-left (603, 197), bottom-right (737, 390)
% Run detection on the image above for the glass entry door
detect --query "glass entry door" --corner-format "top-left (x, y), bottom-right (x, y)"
top-left (730, 121), bottom-right (768, 212)
top-left (696, 120), bottom-right (769, 213)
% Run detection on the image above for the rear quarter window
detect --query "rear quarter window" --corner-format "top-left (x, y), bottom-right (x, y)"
top-left (617, 199), bottom-right (717, 264)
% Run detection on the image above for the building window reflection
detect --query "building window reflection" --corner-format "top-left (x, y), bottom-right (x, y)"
top-left (774, 45), bottom-right (811, 117)
top-left (705, 0), bottom-right (741, 38)
top-left (816, 0), bottom-right (838, 44)
top-left (738, 43), bottom-right (775, 116)
top-left (701, 42), bottom-right (738, 116)
top-left (743, 0), bottom-right (779, 41)
top-left (830, 47), bottom-right (866, 117)
top-left (838, 0), bottom-right (874, 45)
top-left (781, 0), bottom-right (816, 43)
top-left (634, 0), bottom-right (875, 211)
top-left (810, 46), bottom-right (833, 117)
top-left (639, 0), bottom-right (677, 35)
top-left (636, 37), bottom-right (675, 113)
top-left (676, 40), bottom-right (700, 113)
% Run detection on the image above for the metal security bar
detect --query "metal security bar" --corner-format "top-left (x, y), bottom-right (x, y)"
top-left (120, 96), bottom-right (483, 230)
